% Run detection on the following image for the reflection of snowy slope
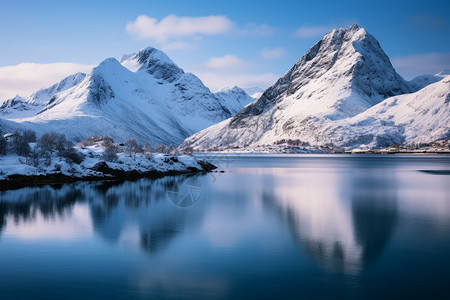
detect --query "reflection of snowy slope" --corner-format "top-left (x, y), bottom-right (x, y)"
top-left (89, 176), bottom-right (206, 252)
top-left (260, 167), bottom-right (399, 274)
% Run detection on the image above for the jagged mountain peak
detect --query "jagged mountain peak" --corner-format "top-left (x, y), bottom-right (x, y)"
top-left (0, 95), bottom-right (26, 108)
top-left (120, 46), bottom-right (184, 83)
top-left (216, 86), bottom-right (251, 96)
top-left (229, 24), bottom-right (410, 128)
top-left (213, 86), bottom-right (254, 115)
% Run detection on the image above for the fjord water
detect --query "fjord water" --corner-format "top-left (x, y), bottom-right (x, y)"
top-left (0, 154), bottom-right (449, 300)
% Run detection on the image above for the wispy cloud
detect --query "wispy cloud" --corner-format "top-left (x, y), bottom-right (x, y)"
top-left (391, 52), bottom-right (450, 79)
top-left (126, 14), bottom-right (233, 42)
top-left (205, 54), bottom-right (249, 71)
top-left (0, 62), bottom-right (93, 101)
top-left (125, 14), bottom-right (276, 50)
top-left (259, 47), bottom-right (287, 59)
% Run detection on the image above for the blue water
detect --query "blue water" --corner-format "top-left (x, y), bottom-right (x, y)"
top-left (0, 154), bottom-right (449, 299)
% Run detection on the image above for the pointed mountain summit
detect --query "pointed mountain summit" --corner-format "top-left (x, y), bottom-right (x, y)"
top-left (181, 25), bottom-right (446, 150)
top-left (231, 24), bottom-right (411, 125)
top-left (213, 86), bottom-right (254, 115)
top-left (4, 46), bottom-right (250, 146)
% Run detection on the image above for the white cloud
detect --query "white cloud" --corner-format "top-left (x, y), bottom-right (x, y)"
top-left (125, 15), bottom-right (276, 50)
top-left (0, 62), bottom-right (93, 101)
top-left (391, 52), bottom-right (450, 79)
top-left (205, 54), bottom-right (249, 71)
top-left (126, 14), bottom-right (234, 42)
top-left (259, 47), bottom-right (287, 59)
top-left (294, 25), bottom-right (331, 38)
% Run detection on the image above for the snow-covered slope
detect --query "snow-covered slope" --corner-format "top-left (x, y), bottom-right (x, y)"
top-left (408, 70), bottom-right (448, 92)
top-left (27, 72), bottom-right (87, 106)
top-left (181, 24), bottom-right (416, 150)
top-left (325, 76), bottom-right (450, 148)
top-left (5, 47), bottom-right (246, 146)
top-left (213, 86), bottom-right (254, 115)
top-left (0, 73), bottom-right (86, 119)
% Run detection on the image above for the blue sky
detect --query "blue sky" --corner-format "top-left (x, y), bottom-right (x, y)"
top-left (1, 0), bottom-right (449, 99)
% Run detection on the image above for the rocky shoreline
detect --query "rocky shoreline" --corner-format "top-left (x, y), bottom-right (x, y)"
top-left (0, 159), bottom-right (216, 191)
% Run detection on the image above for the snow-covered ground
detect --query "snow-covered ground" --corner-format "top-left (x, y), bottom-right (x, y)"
top-left (0, 144), bottom-right (211, 185)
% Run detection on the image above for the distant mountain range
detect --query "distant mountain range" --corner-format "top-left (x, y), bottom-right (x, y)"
top-left (1, 24), bottom-right (449, 150)
top-left (0, 47), bottom-right (253, 146)
top-left (181, 24), bottom-right (449, 150)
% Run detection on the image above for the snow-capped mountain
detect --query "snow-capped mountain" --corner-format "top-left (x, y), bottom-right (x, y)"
top-left (180, 24), bottom-right (449, 150)
top-left (0, 95), bottom-right (28, 113)
top-left (213, 86), bottom-right (254, 115)
top-left (3, 47), bottom-right (249, 146)
top-left (408, 70), bottom-right (448, 92)
top-left (0, 73), bottom-right (86, 119)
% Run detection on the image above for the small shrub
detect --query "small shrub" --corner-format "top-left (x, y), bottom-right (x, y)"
top-left (0, 133), bottom-right (6, 156)
top-left (102, 146), bottom-right (118, 162)
top-left (25, 149), bottom-right (40, 168)
top-left (80, 135), bottom-right (115, 148)
top-left (143, 143), bottom-right (153, 153)
top-left (38, 132), bottom-right (59, 153)
top-left (60, 147), bottom-right (84, 164)
top-left (15, 140), bottom-right (31, 156)
top-left (154, 144), bottom-right (170, 153)
top-left (55, 134), bottom-right (72, 152)
top-left (11, 131), bottom-right (31, 156)
top-left (124, 139), bottom-right (143, 157)
top-left (22, 130), bottom-right (37, 143)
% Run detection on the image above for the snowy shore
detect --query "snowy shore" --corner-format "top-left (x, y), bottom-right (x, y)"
top-left (0, 146), bottom-right (216, 191)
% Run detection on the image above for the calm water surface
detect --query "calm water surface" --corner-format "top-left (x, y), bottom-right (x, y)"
top-left (0, 154), bottom-right (449, 299)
